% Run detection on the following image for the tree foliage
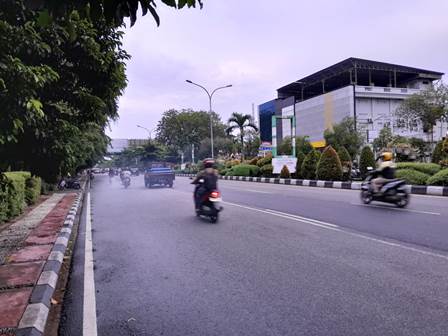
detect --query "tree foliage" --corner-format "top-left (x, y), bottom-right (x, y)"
top-left (295, 151), bottom-right (305, 179)
top-left (301, 149), bottom-right (320, 180)
top-left (337, 146), bottom-right (352, 181)
top-left (280, 165), bottom-right (290, 178)
top-left (226, 112), bottom-right (258, 157)
top-left (372, 125), bottom-right (393, 153)
top-left (359, 146), bottom-right (375, 178)
top-left (324, 117), bottom-right (363, 158)
top-left (316, 146), bottom-right (342, 181)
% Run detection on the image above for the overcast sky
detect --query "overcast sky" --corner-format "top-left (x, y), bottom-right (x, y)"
top-left (107, 0), bottom-right (448, 139)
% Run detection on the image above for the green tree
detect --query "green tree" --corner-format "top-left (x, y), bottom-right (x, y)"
top-left (337, 146), bottom-right (352, 181)
top-left (296, 136), bottom-right (313, 154)
top-left (301, 149), bottom-right (320, 180)
top-left (226, 112), bottom-right (258, 158)
top-left (316, 146), bottom-right (342, 181)
top-left (324, 117), bottom-right (363, 158)
top-left (372, 125), bottom-right (393, 153)
top-left (295, 151), bottom-right (306, 178)
top-left (280, 165), bottom-right (290, 178)
top-left (278, 136), bottom-right (293, 155)
top-left (396, 83), bottom-right (448, 143)
top-left (432, 141), bottom-right (444, 164)
top-left (359, 146), bottom-right (376, 178)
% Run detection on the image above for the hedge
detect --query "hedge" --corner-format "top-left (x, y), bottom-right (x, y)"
top-left (25, 176), bottom-right (42, 205)
top-left (426, 168), bottom-right (448, 186)
top-left (301, 149), bottom-right (320, 180)
top-left (316, 146), bottom-right (342, 181)
top-left (260, 164), bottom-right (273, 177)
top-left (226, 164), bottom-right (260, 177)
top-left (396, 162), bottom-right (441, 176)
top-left (395, 169), bottom-right (430, 185)
top-left (257, 154), bottom-right (272, 167)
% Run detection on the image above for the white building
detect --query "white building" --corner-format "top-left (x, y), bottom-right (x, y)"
top-left (261, 58), bottom-right (445, 147)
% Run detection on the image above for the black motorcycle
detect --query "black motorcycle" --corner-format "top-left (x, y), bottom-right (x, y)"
top-left (192, 178), bottom-right (222, 223)
top-left (361, 169), bottom-right (409, 208)
top-left (58, 177), bottom-right (81, 190)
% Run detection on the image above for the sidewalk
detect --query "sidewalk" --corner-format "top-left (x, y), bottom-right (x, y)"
top-left (0, 192), bottom-right (81, 336)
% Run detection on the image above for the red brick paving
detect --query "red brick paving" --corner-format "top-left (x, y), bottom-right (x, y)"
top-left (0, 261), bottom-right (44, 289)
top-left (7, 245), bottom-right (52, 263)
top-left (0, 288), bottom-right (32, 328)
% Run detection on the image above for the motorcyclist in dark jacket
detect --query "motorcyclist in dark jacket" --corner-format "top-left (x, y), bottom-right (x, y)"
top-left (192, 158), bottom-right (218, 210)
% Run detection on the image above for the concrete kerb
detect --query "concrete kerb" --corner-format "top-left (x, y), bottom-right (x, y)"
top-left (16, 189), bottom-right (85, 336)
top-left (176, 173), bottom-right (448, 197)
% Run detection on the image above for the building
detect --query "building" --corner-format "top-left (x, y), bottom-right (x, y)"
top-left (259, 58), bottom-right (445, 148)
top-left (107, 139), bottom-right (149, 154)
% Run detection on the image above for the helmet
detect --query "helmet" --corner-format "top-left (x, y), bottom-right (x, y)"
top-left (381, 152), bottom-right (393, 161)
top-left (203, 158), bottom-right (215, 169)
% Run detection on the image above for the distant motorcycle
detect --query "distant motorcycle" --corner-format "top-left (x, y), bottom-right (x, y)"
top-left (122, 176), bottom-right (131, 189)
top-left (361, 168), bottom-right (409, 208)
top-left (58, 177), bottom-right (81, 190)
top-left (193, 178), bottom-right (222, 223)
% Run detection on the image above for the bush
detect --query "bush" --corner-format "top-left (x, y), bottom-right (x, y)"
top-left (25, 176), bottom-right (41, 205)
top-left (248, 157), bottom-right (259, 165)
top-left (359, 146), bottom-right (375, 178)
top-left (226, 164), bottom-right (260, 177)
top-left (41, 180), bottom-right (56, 195)
top-left (260, 164), bottom-right (273, 177)
top-left (426, 168), bottom-right (448, 186)
top-left (0, 174), bottom-right (10, 223)
top-left (301, 149), bottom-right (320, 180)
top-left (316, 146), bottom-right (343, 181)
top-left (431, 141), bottom-right (444, 164)
top-left (225, 159), bottom-right (240, 168)
top-left (280, 165), bottom-right (291, 178)
top-left (257, 154), bottom-right (272, 167)
top-left (396, 162), bottom-right (441, 176)
top-left (4, 172), bottom-right (28, 218)
top-left (337, 146), bottom-right (352, 181)
top-left (396, 169), bottom-right (430, 185)
top-left (295, 151), bottom-right (305, 178)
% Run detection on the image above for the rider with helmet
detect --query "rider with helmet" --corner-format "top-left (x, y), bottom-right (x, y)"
top-left (372, 151), bottom-right (396, 193)
top-left (192, 158), bottom-right (218, 211)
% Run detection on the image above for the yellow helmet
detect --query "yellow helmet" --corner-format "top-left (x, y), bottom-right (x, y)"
top-left (381, 152), bottom-right (393, 161)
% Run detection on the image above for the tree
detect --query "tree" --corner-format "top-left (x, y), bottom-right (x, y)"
top-left (280, 165), bottom-right (290, 178)
top-left (396, 83), bottom-right (448, 143)
top-left (197, 137), bottom-right (234, 160)
top-left (324, 117), bottom-right (363, 158)
top-left (295, 151), bottom-right (306, 179)
top-left (359, 146), bottom-right (375, 178)
top-left (301, 149), bottom-right (320, 180)
top-left (316, 146), bottom-right (342, 181)
top-left (296, 136), bottom-right (313, 154)
top-left (278, 136), bottom-right (293, 155)
top-left (372, 125), bottom-right (393, 153)
top-left (432, 141), bottom-right (444, 164)
top-left (337, 146), bottom-right (352, 181)
top-left (226, 112), bottom-right (258, 158)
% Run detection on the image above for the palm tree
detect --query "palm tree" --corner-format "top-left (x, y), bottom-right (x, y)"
top-left (226, 112), bottom-right (258, 157)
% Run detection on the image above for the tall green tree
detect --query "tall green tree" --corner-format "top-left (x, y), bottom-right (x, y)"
top-left (372, 125), bottom-right (393, 153)
top-left (226, 112), bottom-right (258, 157)
top-left (324, 117), bottom-right (363, 158)
top-left (359, 146), bottom-right (375, 178)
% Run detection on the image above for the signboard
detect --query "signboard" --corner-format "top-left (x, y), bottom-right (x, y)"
top-left (259, 142), bottom-right (272, 151)
top-left (272, 156), bottom-right (297, 174)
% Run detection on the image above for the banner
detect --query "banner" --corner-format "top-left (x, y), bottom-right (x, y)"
top-left (272, 156), bottom-right (297, 174)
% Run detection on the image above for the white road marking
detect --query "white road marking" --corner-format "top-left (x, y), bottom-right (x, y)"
top-left (224, 186), bottom-right (272, 194)
top-left (83, 192), bottom-right (98, 336)
top-left (350, 203), bottom-right (440, 216)
top-left (224, 201), bottom-right (448, 262)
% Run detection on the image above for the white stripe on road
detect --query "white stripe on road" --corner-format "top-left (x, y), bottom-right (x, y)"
top-left (224, 201), bottom-right (448, 261)
top-left (350, 203), bottom-right (440, 216)
top-left (83, 192), bottom-right (98, 336)
top-left (223, 186), bottom-right (272, 194)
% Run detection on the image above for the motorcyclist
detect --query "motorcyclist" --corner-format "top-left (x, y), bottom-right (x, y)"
top-left (372, 151), bottom-right (396, 193)
top-left (191, 158), bottom-right (218, 211)
top-left (120, 168), bottom-right (132, 184)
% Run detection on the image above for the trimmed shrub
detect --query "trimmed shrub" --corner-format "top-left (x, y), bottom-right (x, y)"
top-left (396, 169), bottom-right (430, 185)
top-left (337, 146), bottom-right (352, 181)
top-left (248, 157), bottom-right (259, 165)
top-left (260, 164), bottom-right (273, 177)
top-left (0, 174), bottom-right (10, 223)
top-left (426, 168), bottom-right (448, 186)
top-left (359, 146), bottom-right (375, 178)
top-left (294, 151), bottom-right (305, 178)
top-left (316, 146), bottom-right (343, 181)
top-left (280, 165), bottom-right (291, 178)
top-left (301, 149), bottom-right (320, 180)
top-left (25, 176), bottom-right (41, 205)
top-left (4, 172), bottom-right (28, 218)
top-left (225, 159), bottom-right (240, 169)
top-left (226, 164), bottom-right (260, 177)
top-left (257, 154), bottom-right (272, 167)
top-left (396, 162), bottom-right (441, 176)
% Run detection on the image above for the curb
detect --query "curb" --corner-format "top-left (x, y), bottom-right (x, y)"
top-left (15, 189), bottom-right (85, 336)
top-left (176, 174), bottom-right (448, 197)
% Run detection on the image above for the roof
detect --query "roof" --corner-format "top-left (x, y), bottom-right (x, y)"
top-left (277, 57), bottom-right (444, 98)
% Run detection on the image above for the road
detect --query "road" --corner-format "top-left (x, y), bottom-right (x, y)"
top-left (60, 174), bottom-right (448, 336)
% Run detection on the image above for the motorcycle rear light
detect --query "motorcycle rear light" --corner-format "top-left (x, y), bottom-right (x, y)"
top-left (210, 191), bottom-right (220, 198)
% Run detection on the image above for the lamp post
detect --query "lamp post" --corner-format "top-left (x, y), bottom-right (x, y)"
top-left (186, 80), bottom-right (232, 159)
top-left (136, 125), bottom-right (156, 140)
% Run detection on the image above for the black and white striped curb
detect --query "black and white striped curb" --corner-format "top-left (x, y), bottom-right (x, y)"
top-left (176, 174), bottom-right (448, 197)
top-left (16, 192), bottom-right (84, 336)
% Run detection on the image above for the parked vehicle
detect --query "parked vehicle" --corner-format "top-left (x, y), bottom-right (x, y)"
top-left (144, 165), bottom-right (175, 188)
top-left (361, 168), bottom-right (409, 208)
top-left (58, 177), bottom-right (81, 190)
top-left (193, 178), bottom-right (222, 223)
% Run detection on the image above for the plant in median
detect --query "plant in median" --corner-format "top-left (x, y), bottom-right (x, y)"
top-left (395, 169), bottom-right (430, 185)
top-left (301, 149), bottom-right (320, 180)
top-left (280, 165), bottom-right (291, 178)
top-left (226, 164), bottom-right (260, 177)
top-left (359, 146), bottom-right (376, 178)
top-left (316, 146), bottom-right (343, 181)
top-left (257, 154), bottom-right (272, 167)
top-left (431, 141), bottom-right (444, 164)
top-left (426, 168), bottom-right (448, 186)
top-left (337, 146), bottom-right (352, 181)
top-left (396, 162), bottom-right (441, 176)
top-left (260, 164), bottom-right (273, 177)
top-left (295, 151), bottom-right (306, 178)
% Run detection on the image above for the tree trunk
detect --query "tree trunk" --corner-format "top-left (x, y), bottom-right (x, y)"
top-left (240, 127), bottom-right (245, 160)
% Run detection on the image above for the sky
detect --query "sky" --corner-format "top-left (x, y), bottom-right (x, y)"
top-left (107, 0), bottom-right (448, 139)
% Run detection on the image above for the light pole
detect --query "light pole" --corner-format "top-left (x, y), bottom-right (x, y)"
top-left (136, 125), bottom-right (156, 140)
top-left (186, 80), bottom-right (232, 159)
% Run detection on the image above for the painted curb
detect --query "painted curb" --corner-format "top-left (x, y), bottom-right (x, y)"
top-left (15, 184), bottom-right (86, 336)
top-left (176, 174), bottom-right (448, 197)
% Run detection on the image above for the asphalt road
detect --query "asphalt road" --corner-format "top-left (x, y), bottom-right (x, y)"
top-left (61, 174), bottom-right (448, 336)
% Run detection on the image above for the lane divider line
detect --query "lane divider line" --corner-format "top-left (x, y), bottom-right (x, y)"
top-left (83, 192), bottom-right (98, 336)
top-left (350, 203), bottom-right (440, 216)
top-left (223, 201), bottom-right (448, 262)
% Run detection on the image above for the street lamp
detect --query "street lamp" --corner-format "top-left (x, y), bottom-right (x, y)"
top-left (136, 125), bottom-right (156, 140)
top-left (186, 80), bottom-right (232, 158)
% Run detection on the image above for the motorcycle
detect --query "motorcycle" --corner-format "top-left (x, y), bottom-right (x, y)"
top-left (361, 168), bottom-right (409, 208)
top-left (122, 176), bottom-right (131, 189)
top-left (193, 178), bottom-right (222, 223)
top-left (58, 177), bottom-right (81, 190)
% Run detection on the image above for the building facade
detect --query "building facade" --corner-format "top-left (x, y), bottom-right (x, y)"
top-left (259, 58), bottom-right (445, 147)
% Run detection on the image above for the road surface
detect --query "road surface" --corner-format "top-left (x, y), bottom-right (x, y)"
top-left (60, 175), bottom-right (448, 336)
